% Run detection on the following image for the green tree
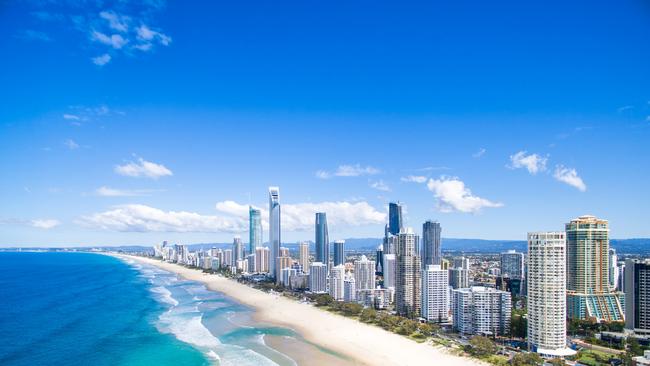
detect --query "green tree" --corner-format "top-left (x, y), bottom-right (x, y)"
top-left (314, 294), bottom-right (334, 307)
top-left (510, 353), bottom-right (542, 366)
top-left (359, 308), bottom-right (377, 323)
top-left (547, 358), bottom-right (565, 366)
top-left (469, 336), bottom-right (497, 357)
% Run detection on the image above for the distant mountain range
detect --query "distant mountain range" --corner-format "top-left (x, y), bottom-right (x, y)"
top-left (3, 238), bottom-right (649, 254)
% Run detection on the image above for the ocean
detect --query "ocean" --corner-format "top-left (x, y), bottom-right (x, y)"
top-left (0, 252), bottom-right (318, 366)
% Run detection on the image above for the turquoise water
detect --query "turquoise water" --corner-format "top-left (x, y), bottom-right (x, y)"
top-left (0, 252), bottom-right (301, 366)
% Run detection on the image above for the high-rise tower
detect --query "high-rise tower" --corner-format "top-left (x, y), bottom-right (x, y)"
top-left (315, 212), bottom-right (329, 267)
top-left (388, 202), bottom-right (403, 236)
top-left (566, 215), bottom-right (624, 321)
top-left (527, 232), bottom-right (575, 358)
top-left (333, 240), bottom-right (345, 266)
top-left (423, 220), bottom-right (442, 266)
top-left (268, 187), bottom-right (281, 279)
top-left (395, 227), bottom-right (421, 318)
top-left (249, 206), bottom-right (262, 254)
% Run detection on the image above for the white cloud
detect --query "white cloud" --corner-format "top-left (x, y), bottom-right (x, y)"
top-left (31, 219), bottom-right (61, 229)
top-left (426, 177), bottom-right (503, 213)
top-left (508, 151), bottom-right (547, 175)
top-left (473, 148), bottom-right (487, 158)
top-left (64, 139), bottom-right (79, 150)
top-left (401, 175), bottom-right (428, 183)
top-left (369, 180), bottom-right (391, 192)
top-left (316, 164), bottom-right (380, 179)
top-left (99, 11), bottom-right (129, 32)
top-left (92, 53), bottom-right (111, 66)
top-left (79, 204), bottom-right (245, 233)
top-left (95, 186), bottom-right (158, 197)
top-left (215, 200), bottom-right (386, 232)
top-left (2, 218), bottom-right (61, 230)
top-left (315, 170), bottom-right (331, 179)
top-left (336, 164), bottom-right (380, 177)
top-left (114, 158), bottom-right (173, 179)
top-left (63, 113), bottom-right (81, 120)
top-left (553, 165), bottom-right (587, 192)
top-left (136, 25), bottom-right (171, 47)
top-left (82, 200), bottom-right (386, 233)
top-left (91, 30), bottom-right (128, 49)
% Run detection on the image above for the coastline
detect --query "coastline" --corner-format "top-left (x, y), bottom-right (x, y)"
top-left (119, 254), bottom-right (484, 366)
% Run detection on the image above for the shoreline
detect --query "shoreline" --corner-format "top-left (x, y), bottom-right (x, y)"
top-left (120, 254), bottom-right (484, 366)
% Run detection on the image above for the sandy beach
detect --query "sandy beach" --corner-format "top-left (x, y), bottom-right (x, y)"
top-left (122, 255), bottom-right (484, 366)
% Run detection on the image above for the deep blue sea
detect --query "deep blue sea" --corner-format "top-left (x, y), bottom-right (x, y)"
top-left (0, 252), bottom-right (305, 366)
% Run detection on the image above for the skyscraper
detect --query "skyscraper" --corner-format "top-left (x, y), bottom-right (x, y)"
top-left (255, 246), bottom-right (270, 273)
top-left (395, 228), bottom-right (421, 318)
top-left (269, 187), bottom-right (281, 279)
top-left (527, 232), bottom-right (575, 358)
top-left (566, 215), bottom-right (624, 321)
top-left (388, 202), bottom-right (403, 236)
top-left (382, 254), bottom-right (396, 290)
top-left (344, 276), bottom-right (357, 302)
top-left (299, 242), bottom-right (310, 273)
top-left (333, 240), bottom-right (345, 266)
top-left (249, 206), bottom-right (262, 254)
top-left (315, 212), bottom-right (329, 266)
top-left (376, 244), bottom-right (384, 275)
top-left (422, 264), bottom-right (449, 323)
top-left (309, 262), bottom-right (328, 293)
top-left (354, 255), bottom-right (376, 290)
top-left (233, 236), bottom-right (244, 263)
top-left (625, 259), bottom-right (650, 335)
top-left (423, 220), bottom-right (442, 266)
top-left (500, 250), bottom-right (525, 279)
top-left (329, 264), bottom-right (345, 301)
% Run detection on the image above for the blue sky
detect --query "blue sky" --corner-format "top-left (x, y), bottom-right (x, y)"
top-left (1, 0), bottom-right (650, 246)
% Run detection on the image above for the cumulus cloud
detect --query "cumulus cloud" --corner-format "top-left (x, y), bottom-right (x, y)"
top-left (426, 177), bottom-right (503, 213)
top-left (317, 164), bottom-right (380, 178)
top-left (508, 151), bottom-right (547, 174)
top-left (92, 53), bottom-right (111, 66)
top-left (369, 180), bottom-right (391, 192)
top-left (114, 158), bottom-right (173, 179)
top-left (79, 204), bottom-right (246, 233)
top-left (553, 165), bottom-right (587, 192)
top-left (81, 200), bottom-right (386, 233)
top-left (136, 25), bottom-right (172, 47)
top-left (401, 175), bottom-right (428, 183)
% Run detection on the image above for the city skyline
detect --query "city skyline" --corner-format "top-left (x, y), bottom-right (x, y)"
top-left (2, 1), bottom-right (650, 247)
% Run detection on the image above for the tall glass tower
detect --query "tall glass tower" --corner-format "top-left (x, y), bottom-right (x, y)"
top-left (422, 220), bottom-right (441, 266)
top-left (249, 206), bottom-right (262, 254)
top-left (268, 187), bottom-right (281, 279)
top-left (388, 202), bottom-right (403, 236)
top-left (315, 212), bottom-right (329, 267)
top-left (333, 240), bottom-right (345, 266)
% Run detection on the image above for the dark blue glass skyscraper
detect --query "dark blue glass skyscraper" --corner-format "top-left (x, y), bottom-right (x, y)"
top-left (388, 202), bottom-right (403, 236)
top-left (333, 240), bottom-right (345, 266)
top-left (315, 212), bottom-right (329, 266)
top-left (423, 220), bottom-right (441, 266)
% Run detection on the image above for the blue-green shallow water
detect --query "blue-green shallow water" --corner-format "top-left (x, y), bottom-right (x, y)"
top-left (0, 252), bottom-right (209, 366)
